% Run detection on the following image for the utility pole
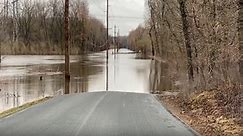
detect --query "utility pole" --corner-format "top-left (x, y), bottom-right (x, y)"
top-left (115, 26), bottom-right (118, 53)
top-left (64, 0), bottom-right (70, 94)
top-left (106, 0), bottom-right (109, 91)
top-left (117, 28), bottom-right (120, 52)
top-left (114, 25), bottom-right (117, 54)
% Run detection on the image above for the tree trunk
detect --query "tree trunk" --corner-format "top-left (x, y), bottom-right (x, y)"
top-left (178, 0), bottom-right (194, 83)
top-left (209, 0), bottom-right (217, 78)
top-left (240, 0), bottom-right (243, 84)
top-left (0, 43), bottom-right (1, 63)
top-left (149, 27), bottom-right (155, 58)
top-left (148, 0), bottom-right (161, 56)
top-left (64, 0), bottom-right (70, 94)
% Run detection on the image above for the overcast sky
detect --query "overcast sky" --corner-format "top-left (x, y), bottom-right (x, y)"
top-left (0, 0), bottom-right (145, 36)
top-left (88, 0), bottom-right (145, 36)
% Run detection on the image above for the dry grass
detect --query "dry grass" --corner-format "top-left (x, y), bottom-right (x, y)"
top-left (158, 85), bottom-right (243, 136)
top-left (0, 97), bottom-right (52, 119)
top-left (0, 41), bottom-right (85, 55)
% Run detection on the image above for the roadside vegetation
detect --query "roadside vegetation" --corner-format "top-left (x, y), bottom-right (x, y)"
top-left (0, 97), bottom-right (52, 119)
top-left (159, 85), bottom-right (242, 136)
top-left (0, 0), bottom-right (242, 135)
top-left (128, 0), bottom-right (242, 135)
top-left (0, 0), bottom-right (107, 55)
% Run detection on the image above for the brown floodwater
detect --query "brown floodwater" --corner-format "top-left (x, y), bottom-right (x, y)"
top-left (0, 49), bottom-right (172, 112)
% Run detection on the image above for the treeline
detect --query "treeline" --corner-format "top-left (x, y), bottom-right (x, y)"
top-left (128, 0), bottom-right (241, 91)
top-left (0, 0), bottom-right (106, 55)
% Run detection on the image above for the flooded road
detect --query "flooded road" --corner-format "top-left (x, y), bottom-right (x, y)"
top-left (0, 49), bottom-right (172, 112)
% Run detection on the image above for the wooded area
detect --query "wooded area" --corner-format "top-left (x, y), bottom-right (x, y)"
top-left (129, 0), bottom-right (241, 91)
top-left (0, 0), bottom-right (107, 55)
top-left (128, 1), bottom-right (242, 135)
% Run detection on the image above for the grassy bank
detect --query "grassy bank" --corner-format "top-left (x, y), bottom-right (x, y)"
top-left (0, 42), bottom-right (83, 55)
top-left (0, 97), bottom-right (52, 119)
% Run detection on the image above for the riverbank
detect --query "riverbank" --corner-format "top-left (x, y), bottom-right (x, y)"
top-left (157, 85), bottom-right (242, 136)
top-left (0, 97), bottom-right (52, 119)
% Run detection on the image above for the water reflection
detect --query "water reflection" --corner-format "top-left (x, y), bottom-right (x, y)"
top-left (0, 49), bottom-right (171, 112)
top-left (105, 50), bottom-right (151, 92)
top-left (149, 60), bottom-right (173, 93)
top-left (0, 55), bottom-right (102, 112)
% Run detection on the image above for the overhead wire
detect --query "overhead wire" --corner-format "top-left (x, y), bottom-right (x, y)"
top-left (89, 14), bottom-right (144, 20)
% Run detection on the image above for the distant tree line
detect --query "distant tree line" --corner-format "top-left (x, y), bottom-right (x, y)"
top-left (0, 0), bottom-right (107, 55)
top-left (128, 0), bottom-right (241, 91)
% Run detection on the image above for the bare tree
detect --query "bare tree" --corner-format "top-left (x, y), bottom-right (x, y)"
top-left (240, 0), bottom-right (243, 84)
top-left (178, 0), bottom-right (194, 83)
top-left (130, 0), bottom-right (239, 91)
top-left (0, 0), bottom-right (107, 55)
top-left (18, 0), bottom-right (34, 47)
top-left (148, 0), bottom-right (161, 56)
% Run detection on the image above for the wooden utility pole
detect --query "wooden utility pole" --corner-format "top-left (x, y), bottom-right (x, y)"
top-left (106, 0), bottom-right (109, 91)
top-left (64, 0), bottom-right (70, 94)
top-left (114, 25), bottom-right (117, 53)
top-left (117, 28), bottom-right (119, 52)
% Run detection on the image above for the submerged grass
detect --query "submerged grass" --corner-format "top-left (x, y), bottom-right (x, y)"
top-left (0, 97), bottom-right (52, 119)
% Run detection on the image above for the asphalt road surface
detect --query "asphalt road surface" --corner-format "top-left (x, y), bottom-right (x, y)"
top-left (0, 92), bottom-right (199, 136)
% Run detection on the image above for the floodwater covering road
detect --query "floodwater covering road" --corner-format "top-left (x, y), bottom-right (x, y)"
top-left (0, 49), bottom-right (198, 136)
top-left (0, 49), bottom-right (171, 112)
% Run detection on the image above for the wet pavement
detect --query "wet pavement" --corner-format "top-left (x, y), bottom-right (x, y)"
top-left (0, 91), bottom-right (198, 136)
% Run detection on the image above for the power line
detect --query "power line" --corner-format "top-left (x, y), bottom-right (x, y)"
top-left (90, 14), bottom-right (144, 20)
top-left (88, 0), bottom-right (106, 25)
top-left (88, 0), bottom-right (105, 13)
top-left (111, 15), bottom-right (144, 20)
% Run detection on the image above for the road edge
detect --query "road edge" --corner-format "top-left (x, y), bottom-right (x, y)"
top-left (151, 94), bottom-right (201, 136)
top-left (0, 97), bottom-right (52, 119)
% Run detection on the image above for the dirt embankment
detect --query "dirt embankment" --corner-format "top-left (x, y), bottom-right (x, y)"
top-left (158, 85), bottom-right (243, 136)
